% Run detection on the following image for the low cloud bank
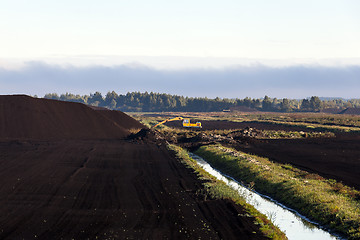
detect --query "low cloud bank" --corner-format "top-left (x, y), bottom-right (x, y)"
top-left (0, 61), bottom-right (359, 99)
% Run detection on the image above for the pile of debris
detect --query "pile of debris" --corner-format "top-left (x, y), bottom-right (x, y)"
top-left (226, 127), bottom-right (263, 139)
top-left (128, 128), bottom-right (165, 144)
top-left (176, 127), bottom-right (262, 149)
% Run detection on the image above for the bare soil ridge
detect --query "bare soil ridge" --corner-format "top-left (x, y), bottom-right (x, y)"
top-left (0, 95), bottom-right (143, 140)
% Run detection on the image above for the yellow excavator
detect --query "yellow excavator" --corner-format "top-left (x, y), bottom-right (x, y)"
top-left (182, 118), bottom-right (202, 128)
top-left (152, 117), bottom-right (202, 128)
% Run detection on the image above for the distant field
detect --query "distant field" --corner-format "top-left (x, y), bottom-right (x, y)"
top-left (133, 111), bottom-right (360, 189)
top-left (131, 111), bottom-right (360, 133)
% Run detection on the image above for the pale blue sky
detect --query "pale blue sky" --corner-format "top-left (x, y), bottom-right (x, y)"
top-left (1, 0), bottom-right (359, 66)
top-left (1, 1), bottom-right (360, 98)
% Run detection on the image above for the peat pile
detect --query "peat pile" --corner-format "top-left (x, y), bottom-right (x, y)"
top-left (320, 108), bottom-right (343, 114)
top-left (229, 106), bottom-right (259, 112)
top-left (0, 95), bottom-right (143, 140)
top-left (339, 107), bottom-right (360, 115)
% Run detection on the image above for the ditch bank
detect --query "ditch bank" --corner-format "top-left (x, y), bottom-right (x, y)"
top-left (189, 152), bottom-right (341, 240)
top-left (168, 144), bottom-right (287, 240)
top-left (194, 144), bottom-right (360, 240)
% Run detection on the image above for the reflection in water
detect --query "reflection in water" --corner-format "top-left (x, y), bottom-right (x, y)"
top-left (189, 153), bottom-right (343, 240)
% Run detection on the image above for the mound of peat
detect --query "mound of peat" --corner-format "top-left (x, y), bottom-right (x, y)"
top-left (0, 95), bottom-right (143, 140)
top-left (339, 107), bottom-right (360, 115)
top-left (320, 108), bottom-right (343, 114)
top-left (229, 106), bottom-right (259, 112)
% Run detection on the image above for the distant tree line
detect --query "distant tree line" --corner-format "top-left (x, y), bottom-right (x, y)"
top-left (43, 92), bottom-right (360, 112)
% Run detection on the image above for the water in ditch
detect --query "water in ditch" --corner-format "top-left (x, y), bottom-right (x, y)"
top-left (189, 153), bottom-right (344, 240)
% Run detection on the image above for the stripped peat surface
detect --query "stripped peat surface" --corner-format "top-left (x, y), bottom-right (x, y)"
top-left (0, 96), bottom-right (269, 240)
top-left (234, 136), bottom-right (360, 190)
top-left (0, 140), bottom-right (267, 240)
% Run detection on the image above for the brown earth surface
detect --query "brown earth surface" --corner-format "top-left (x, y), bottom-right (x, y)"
top-left (0, 96), bottom-right (269, 240)
top-left (0, 140), bottom-right (266, 240)
top-left (233, 136), bottom-right (360, 190)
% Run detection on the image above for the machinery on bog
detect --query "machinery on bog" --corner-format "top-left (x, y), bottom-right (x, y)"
top-left (152, 117), bottom-right (202, 129)
top-left (182, 118), bottom-right (202, 128)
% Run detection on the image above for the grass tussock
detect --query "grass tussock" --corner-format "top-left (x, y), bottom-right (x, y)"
top-left (167, 144), bottom-right (287, 240)
top-left (195, 144), bottom-right (360, 239)
top-left (260, 129), bottom-right (335, 139)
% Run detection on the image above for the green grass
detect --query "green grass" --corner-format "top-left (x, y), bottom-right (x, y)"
top-left (167, 144), bottom-right (287, 240)
top-left (252, 113), bottom-right (360, 128)
top-left (253, 119), bottom-right (360, 133)
top-left (227, 113), bottom-right (360, 133)
top-left (259, 129), bottom-right (335, 139)
top-left (195, 144), bottom-right (360, 239)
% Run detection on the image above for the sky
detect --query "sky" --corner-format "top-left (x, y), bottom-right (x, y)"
top-left (1, 0), bottom-right (360, 98)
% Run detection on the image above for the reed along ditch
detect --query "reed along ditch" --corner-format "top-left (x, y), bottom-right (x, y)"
top-left (188, 152), bottom-right (343, 240)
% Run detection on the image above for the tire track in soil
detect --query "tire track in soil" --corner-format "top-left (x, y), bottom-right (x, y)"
top-left (0, 140), bottom-right (268, 240)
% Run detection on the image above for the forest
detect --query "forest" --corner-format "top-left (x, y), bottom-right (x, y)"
top-left (43, 91), bottom-right (360, 113)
